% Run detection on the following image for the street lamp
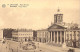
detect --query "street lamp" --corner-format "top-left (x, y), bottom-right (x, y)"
top-left (17, 47), bottom-right (18, 52)
top-left (38, 43), bottom-right (39, 48)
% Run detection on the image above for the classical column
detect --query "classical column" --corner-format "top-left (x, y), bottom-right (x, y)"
top-left (65, 31), bottom-right (67, 42)
top-left (62, 31), bottom-right (67, 48)
top-left (69, 31), bottom-right (70, 40)
top-left (76, 31), bottom-right (78, 41)
top-left (57, 31), bottom-right (59, 44)
top-left (64, 31), bottom-right (66, 43)
top-left (60, 31), bottom-right (62, 44)
top-left (72, 31), bottom-right (74, 40)
top-left (54, 32), bottom-right (55, 43)
top-left (51, 31), bottom-right (52, 42)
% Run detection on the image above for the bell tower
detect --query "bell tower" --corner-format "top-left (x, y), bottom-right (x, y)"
top-left (54, 9), bottom-right (63, 24)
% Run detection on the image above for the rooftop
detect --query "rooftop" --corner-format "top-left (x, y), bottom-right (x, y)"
top-left (13, 29), bottom-right (34, 32)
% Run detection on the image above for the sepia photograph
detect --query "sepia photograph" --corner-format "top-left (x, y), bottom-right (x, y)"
top-left (0, 0), bottom-right (80, 52)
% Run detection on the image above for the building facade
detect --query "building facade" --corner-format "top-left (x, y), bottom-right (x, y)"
top-left (47, 9), bottom-right (67, 46)
top-left (36, 29), bottom-right (50, 43)
top-left (12, 29), bottom-right (34, 42)
top-left (66, 29), bottom-right (80, 48)
top-left (3, 28), bottom-right (13, 38)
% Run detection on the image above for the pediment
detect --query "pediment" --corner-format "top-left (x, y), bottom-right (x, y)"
top-left (48, 24), bottom-right (66, 29)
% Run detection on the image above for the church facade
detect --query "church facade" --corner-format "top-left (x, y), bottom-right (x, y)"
top-left (48, 9), bottom-right (80, 47)
top-left (48, 24), bottom-right (66, 44)
top-left (47, 9), bottom-right (66, 45)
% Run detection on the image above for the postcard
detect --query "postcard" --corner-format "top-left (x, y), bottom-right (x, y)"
top-left (0, 0), bottom-right (80, 52)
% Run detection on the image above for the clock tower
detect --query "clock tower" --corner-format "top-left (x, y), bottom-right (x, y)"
top-left (54, 9), bottom-right (63, 24)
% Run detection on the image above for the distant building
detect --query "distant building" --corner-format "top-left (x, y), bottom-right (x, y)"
top-left (0, 29), bottom-right (3, 41)
top-left (33, 31), bottom-right (37, 41)
top-left (36, 29), bottom-right (50, 43)
top-left (12, 29), bottom-right (35, 42)
top-left (3, 28), bottom-right (13, 38)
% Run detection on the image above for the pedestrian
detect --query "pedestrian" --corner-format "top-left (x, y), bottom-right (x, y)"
top-left (12, 49), bottom-right (13, 52)
top-left (6, 46), bottom-right (7, 48)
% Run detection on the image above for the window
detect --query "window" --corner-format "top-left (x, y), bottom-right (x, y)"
top-left (70, 34), bottom-right (72, 36)
top-left (77, 34), bottom-right (79, 36)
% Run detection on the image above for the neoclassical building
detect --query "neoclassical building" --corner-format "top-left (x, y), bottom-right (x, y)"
top-left (36, 29), bottom-right (50, 43)
top-left (12, 29), bottom-right (35, 42)
top-left (36, 9), bottom-right (80, 48)
top-left (66, 28), bottom-right (80, 48)
top-left (47, 9), bottom-right (67, 45)
top-left (48, 9), bottom-right (80, 47)
top-left (36, 9), bottom-right (67, 45)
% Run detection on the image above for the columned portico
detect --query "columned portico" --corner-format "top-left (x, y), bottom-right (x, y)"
top-left (48, 24), bottom-right (67, 45)
top-left (49, 30), bottom-right (66, 45)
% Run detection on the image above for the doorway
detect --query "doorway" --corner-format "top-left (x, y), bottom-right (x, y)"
top-left (73, 42), bottom-right (76, 48)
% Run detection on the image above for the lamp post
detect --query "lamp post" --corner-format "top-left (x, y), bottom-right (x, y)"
top-left (38, 43), bottom-right (39, 48)
top-left (17, 47), bottom-right (18, 52)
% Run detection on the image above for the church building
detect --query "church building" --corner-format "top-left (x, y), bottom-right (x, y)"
top-left (36, 9), bottom-right (80, 48)
top-left (48, 9), bottom-right (67, 45)
top-left (47, 9), bottom-right (80, 48)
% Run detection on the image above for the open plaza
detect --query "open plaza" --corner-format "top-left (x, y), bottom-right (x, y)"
top-left (0, 39), bottom-right (80, 52)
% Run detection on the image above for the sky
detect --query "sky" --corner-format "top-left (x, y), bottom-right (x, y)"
top-left (0, 0), bottom-right (80, 30)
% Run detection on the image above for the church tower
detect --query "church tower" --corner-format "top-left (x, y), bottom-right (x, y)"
top-left (54, 9), bottom-right (63, 24)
